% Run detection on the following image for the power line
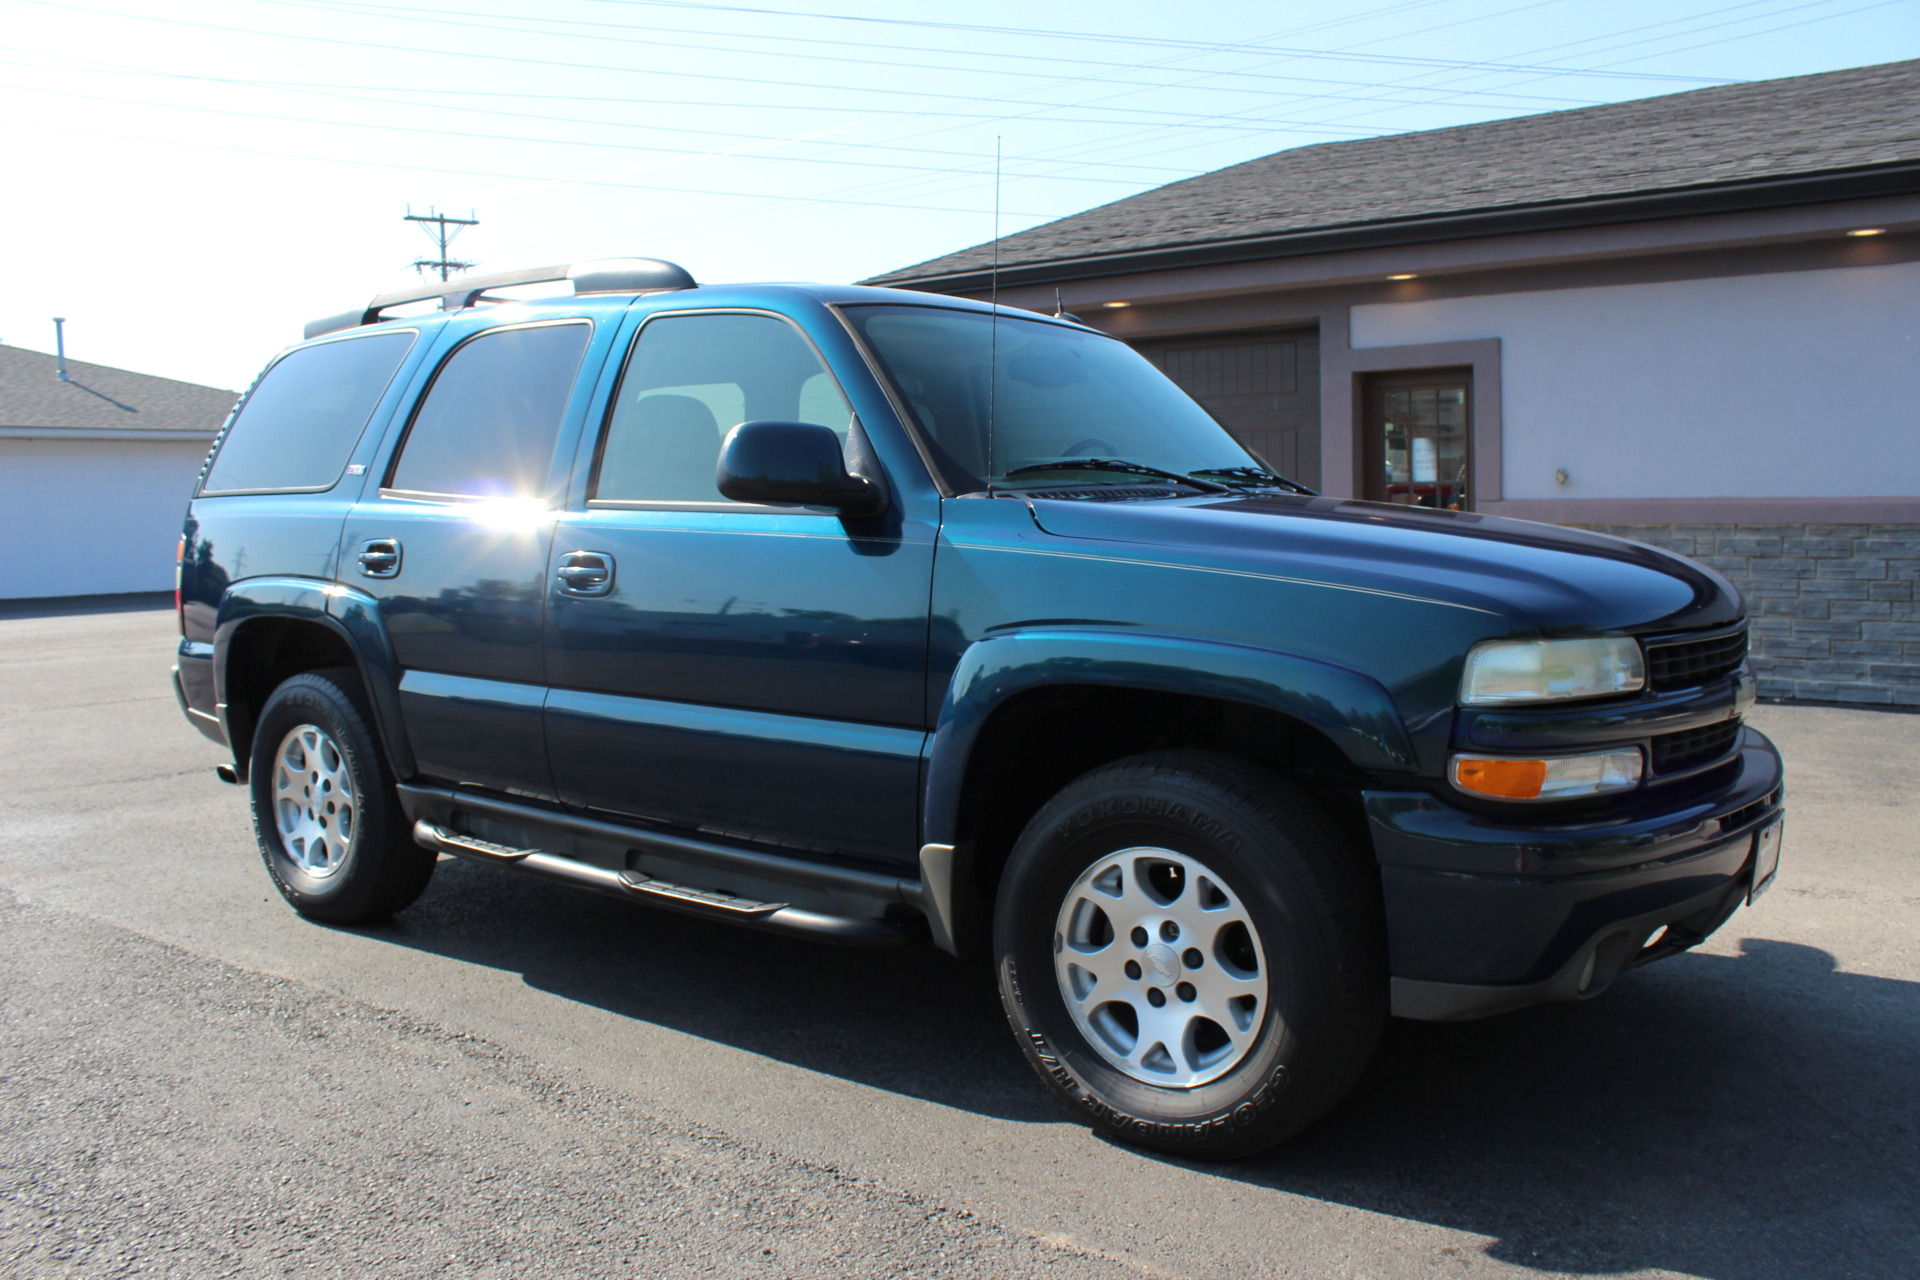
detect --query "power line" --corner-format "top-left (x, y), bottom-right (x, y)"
top-left (252, 0), bottom-right (1616, 108)
top-left (0, 112), bottom-right (1055, 217)
top-left (9, 0), bottom-right (1893, 260)
top-left (1, 0), bottom-right (1773, 216)
top-left (1273, 0), bottom-right (1897, 133)
top-left (902, 0), bottom-right (1802, 176)
top-left (549, 0), bottom-right (1785, 238)
top-left (0, 80), bottom-right (1195, 186)
top-left (698, 0), bottom-right (1890, 231)
top-left (570, 0), bottom-right (1738, 80)
top-left (18, 0), bottom-right (1740, 93)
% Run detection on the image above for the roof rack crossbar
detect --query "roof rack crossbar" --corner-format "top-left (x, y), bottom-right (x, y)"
top-left (304, 258), bottom-right (696, 339)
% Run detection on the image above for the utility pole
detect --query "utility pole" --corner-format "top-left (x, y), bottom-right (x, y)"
top-left (404, 206), bottom-right (478, 281)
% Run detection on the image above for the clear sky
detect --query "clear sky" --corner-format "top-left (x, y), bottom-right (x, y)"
top-left (2, 0), bottom-right (1914, 391)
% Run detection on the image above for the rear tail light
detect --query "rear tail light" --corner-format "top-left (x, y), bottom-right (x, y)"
top-left (175, 536), bottom-right (186, 633)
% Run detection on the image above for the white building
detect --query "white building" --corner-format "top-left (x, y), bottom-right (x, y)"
top-left (1, 343), bottom-right (236, 600)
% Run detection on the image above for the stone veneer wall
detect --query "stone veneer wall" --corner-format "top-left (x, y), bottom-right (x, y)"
top-left (1572, 524), bottom-right (1920, 707)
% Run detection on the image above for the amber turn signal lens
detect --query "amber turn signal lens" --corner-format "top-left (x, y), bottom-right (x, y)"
top-left (1453, 757), bottom-right (1548, 799)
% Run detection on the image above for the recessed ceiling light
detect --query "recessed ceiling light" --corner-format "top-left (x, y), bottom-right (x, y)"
top-left (1102, 300), bottom-right (1131, 308)
top-left (1847, 228), bottom-right (1887, 237)
top-left (1387, 273), bottom-right (1418, 281)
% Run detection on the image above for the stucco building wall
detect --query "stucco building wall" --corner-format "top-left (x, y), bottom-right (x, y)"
top-left (1349, 259), bottom-right (1920, 503)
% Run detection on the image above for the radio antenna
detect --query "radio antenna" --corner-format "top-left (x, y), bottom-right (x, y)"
top-left (986, 135), bottom-right (1001, 496)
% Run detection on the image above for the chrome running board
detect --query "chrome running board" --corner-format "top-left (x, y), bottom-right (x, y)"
top-left (411, 820), bottom-right (904, 945)
top-left (616, 870), bottom-right (786, 918)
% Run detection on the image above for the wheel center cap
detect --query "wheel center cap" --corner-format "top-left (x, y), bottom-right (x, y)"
top-left (1142, 942), bottom-right (1181, 985)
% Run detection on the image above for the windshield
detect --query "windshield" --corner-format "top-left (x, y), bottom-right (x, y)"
top-left (844, 304), bottom-right (1297, 494)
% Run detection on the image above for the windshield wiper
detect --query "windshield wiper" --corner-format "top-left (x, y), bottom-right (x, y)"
top-left (1187, 466), bottom-right (1314, 495)
top-left (1003, 458), bottom-right (1230, 493)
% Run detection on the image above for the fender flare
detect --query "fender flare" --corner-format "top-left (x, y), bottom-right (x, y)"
top-left (213, 578), bottom-right (415, 779)
top-left (920, 628), bottom-right (1417, 850)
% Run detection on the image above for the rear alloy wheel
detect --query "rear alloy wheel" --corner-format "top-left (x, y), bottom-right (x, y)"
top-left (995, 750), bottom-right (1385, 1160)
top-left (269, 722), bottom-right (357, 880)
top-left (248, 668), bottom-right (434, 924)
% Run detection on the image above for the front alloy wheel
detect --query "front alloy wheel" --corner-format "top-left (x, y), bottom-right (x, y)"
top-left (996, 750), bottom-right (1385, 1160)
top-left (1055, 848), bottom-right (1268, 1088)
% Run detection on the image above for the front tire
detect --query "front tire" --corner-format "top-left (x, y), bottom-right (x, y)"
top-left (248, 668), bottom-right (434, 924)
top-left (994, 751), bottom-right (1384, 1159)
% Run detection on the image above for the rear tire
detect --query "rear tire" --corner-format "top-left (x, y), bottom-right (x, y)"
top-left (248, 668), bottom-right (434, 924)
top-left (994, 750), bottom-right (1385, 1160)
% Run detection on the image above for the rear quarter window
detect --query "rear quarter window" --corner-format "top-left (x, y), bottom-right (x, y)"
top-left (202, 331), bottom-right (416, 495)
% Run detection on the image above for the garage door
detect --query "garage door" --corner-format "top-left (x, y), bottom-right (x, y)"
top-left (0, 438), bottom-right (209, 599)
top-left (1131, 328), bottom-right (1320, 489)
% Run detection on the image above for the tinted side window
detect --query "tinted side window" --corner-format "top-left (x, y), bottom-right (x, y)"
top-left (594, 313), bottom-right (852, 503)
top-left (202, 331), bottom-right (415, 494)
top-left (388, 322), bottom-right (591, 499)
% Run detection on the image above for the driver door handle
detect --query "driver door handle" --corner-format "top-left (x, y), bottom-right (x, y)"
top-left (556, 550), bottom-right (615, 596)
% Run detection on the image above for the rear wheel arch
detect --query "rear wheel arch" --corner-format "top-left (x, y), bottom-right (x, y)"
top-left (220, 614), bottom-right (369, 774)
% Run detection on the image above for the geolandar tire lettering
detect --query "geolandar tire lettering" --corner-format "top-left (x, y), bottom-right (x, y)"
top-left (247, 667), bottom-right (435, 924)
top-left (993, 749), bottom-right (1386, 1160)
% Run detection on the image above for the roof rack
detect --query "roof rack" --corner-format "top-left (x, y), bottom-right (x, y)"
top-left (304, 258), bottom-right (697, 339)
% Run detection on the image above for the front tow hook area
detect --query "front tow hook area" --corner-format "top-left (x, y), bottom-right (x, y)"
top-left (1393, 853), bottom-right (1759, 1021)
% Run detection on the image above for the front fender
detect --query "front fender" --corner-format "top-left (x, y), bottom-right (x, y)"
top-left (921, 628), bottom-right (1417, 847)
top-left (213, 578), bottom-right (415, 779)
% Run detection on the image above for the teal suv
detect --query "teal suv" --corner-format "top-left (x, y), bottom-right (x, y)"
top-left (173, 258), bottom-right (1784, 1158)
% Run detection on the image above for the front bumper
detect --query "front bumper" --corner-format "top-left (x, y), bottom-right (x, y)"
top-left (1366, 727), bottom-right (1783, 1021)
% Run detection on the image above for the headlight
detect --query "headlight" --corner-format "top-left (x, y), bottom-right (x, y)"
top-left (1451, 749), bottom-right (1643, 801)
top-left (1460, 636), bottom-right (1645, 705)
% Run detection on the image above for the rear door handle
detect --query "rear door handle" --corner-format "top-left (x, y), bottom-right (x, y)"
top-left (556, 550), bottom-right (615, 596)
top-left (357, 538), bottom-right (402, 578)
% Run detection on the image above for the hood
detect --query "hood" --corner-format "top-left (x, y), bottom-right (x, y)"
top-left (1023, 494), bottom-right (1741, 635)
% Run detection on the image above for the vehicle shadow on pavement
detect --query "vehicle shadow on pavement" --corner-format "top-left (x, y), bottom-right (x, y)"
top-left (366, 865), bottom-right (1919, 1279)
top-left (1201, 936), bottom-right (1920, 1280)
top-left (363, 858), bottom-right (1059, 1122)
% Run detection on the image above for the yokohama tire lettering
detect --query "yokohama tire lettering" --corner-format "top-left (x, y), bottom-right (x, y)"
top-left (1052, 798), bottom-right (1242, 852)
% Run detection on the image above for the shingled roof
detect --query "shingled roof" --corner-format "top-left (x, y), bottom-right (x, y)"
top-left (0, 344), bottom-right (237, 439)
top-left (869, 57), bottom-right (1920, 290)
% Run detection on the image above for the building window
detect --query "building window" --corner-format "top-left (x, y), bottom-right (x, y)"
top-left (1364, 370), bottom-right (1471, 509)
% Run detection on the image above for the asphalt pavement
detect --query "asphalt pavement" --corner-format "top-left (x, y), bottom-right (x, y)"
top-left (2, 600), bottom-right (1915, 1280)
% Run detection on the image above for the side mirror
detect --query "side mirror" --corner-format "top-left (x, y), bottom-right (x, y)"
top-left (716, 421), bottom-right (884, 515)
